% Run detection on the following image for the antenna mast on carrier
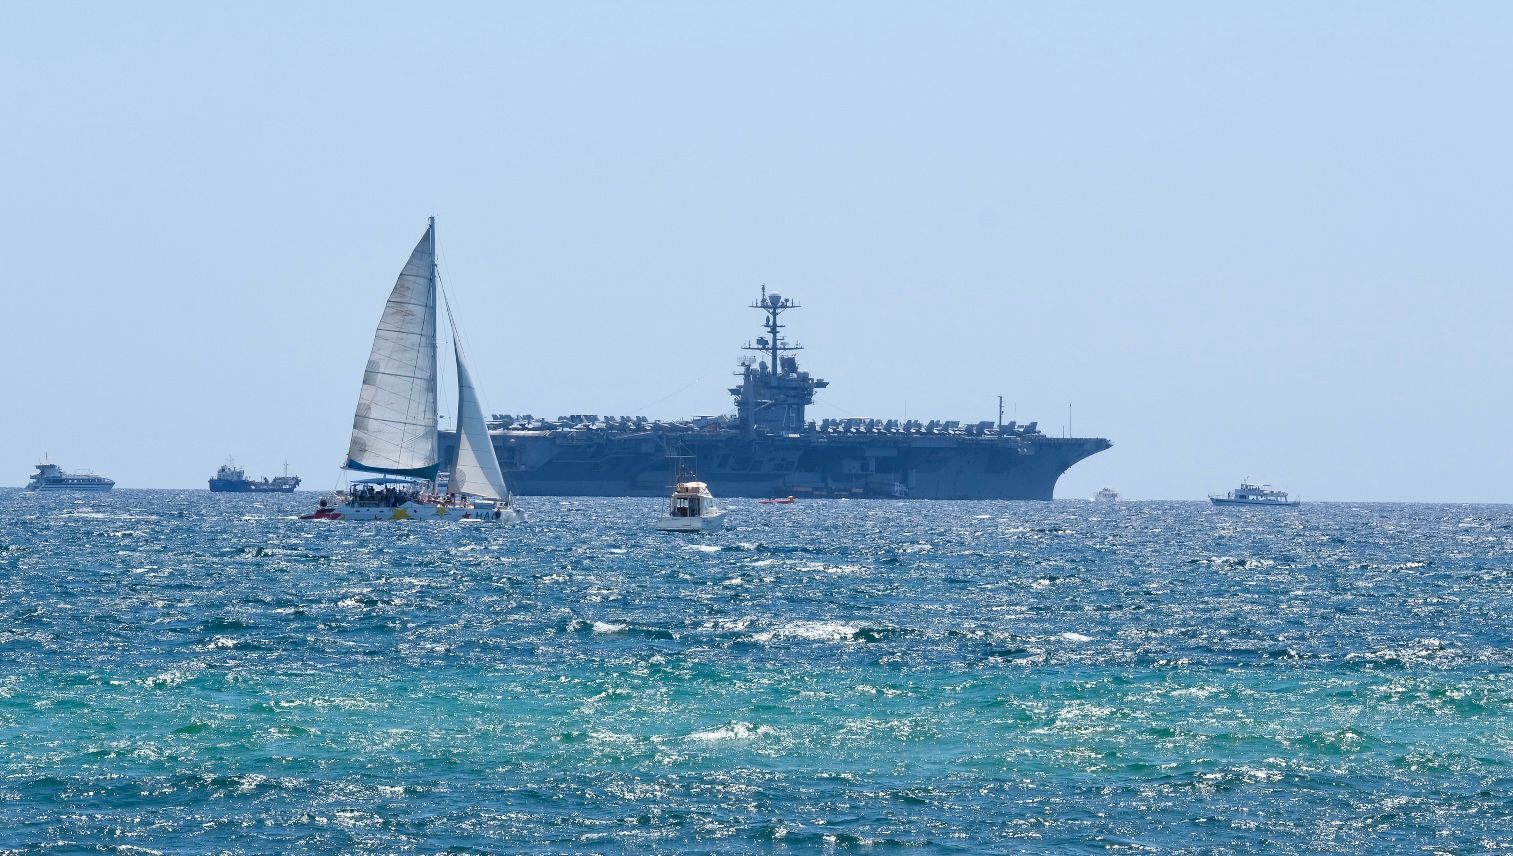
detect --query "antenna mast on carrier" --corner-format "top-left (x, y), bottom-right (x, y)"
top-left (744, 285), bottom-right (803, 371)
top-left (730, 286), bottom-right (828, 433)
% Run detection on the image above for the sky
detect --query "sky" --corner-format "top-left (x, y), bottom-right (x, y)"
top-left (2, 2), bottom-right (1511, 500)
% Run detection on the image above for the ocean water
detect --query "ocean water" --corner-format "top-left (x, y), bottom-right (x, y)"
top-left (2, 490), bottom-right (1511, 854)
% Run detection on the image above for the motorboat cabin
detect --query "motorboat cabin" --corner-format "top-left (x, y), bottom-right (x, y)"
top-left (656, 481), bottom-right (726, 532)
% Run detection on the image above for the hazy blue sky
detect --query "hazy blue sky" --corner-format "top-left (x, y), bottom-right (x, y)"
top-left (3, 3), bottom-right (1511, 500)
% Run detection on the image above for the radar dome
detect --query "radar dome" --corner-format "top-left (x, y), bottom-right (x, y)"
top-left (767, 292), bottom-right (783, 307)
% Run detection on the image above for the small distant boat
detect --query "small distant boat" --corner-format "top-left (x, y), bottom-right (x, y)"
top-left (25, 459), bottom-right (114, 491)
top-left (1209, 481), bottom-right (1299, 507)
top-left (657, 481), bottom-right (727, 532)
top-left (759, 495), bottom-right (796, 505)
top-left (209, 459), bottom-right (301, 493)
top-left (1092, 487), bottom-right (1120, 502)
top-left (301, 218), bottom-right (521, 523)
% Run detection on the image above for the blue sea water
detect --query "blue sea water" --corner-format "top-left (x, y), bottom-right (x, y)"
top-left (2, 489), bottom-right (1511, 854)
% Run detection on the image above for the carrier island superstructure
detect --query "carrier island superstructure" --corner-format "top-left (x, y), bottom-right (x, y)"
top-left (439, 289), bottom-right (1111, 499)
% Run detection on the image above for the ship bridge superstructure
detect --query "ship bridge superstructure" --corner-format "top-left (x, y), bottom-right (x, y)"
top-left (730, 286), bottom-right (829, 432)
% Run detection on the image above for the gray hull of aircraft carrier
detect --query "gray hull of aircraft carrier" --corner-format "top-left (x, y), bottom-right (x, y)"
top-left (440, 290), bottom-right (1110, 500)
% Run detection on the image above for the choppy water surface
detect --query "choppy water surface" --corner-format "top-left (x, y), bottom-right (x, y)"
top-left (2, 490), bottom-right (1512, 853)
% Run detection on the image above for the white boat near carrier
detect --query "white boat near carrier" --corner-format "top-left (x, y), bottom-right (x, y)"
top-left (1092, 487), bottom-right (1120, 502)
top-left (302, 218), bottom-right (522, 523)
top-left (1209, 481), bottom-right (1299, 507)
top-left (656, 481), bottom-right (726, 532)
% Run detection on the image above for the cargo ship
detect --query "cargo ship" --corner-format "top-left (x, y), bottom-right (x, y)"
top-left (208, 461), bottom-right (301, 493)
top-left (439, 288), bottom-right (1111, 499)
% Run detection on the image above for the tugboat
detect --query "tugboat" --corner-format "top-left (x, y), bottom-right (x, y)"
top-left (1092, 487), bottom-right (1120, 502)
top-left (1209, 481), bottom-right (1299, 507)
top-left (25, 459), bottom-right (115, 491)
top-left (656, 481), bottom-right (727, 532)
top-left (208, 460), bottom-right (301, 493)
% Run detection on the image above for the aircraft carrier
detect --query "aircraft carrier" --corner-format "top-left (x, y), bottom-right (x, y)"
top-left (439, 288), bottom-right (1110, 499)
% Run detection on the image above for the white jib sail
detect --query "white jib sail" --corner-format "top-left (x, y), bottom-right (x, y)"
top-left (449, 346), bottom-right (512, 501)
top-left (345, 224), bottom-right (440, 476)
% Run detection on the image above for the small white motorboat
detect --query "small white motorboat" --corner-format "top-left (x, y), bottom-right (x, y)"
top-left (656, 481), bottom-right (726, 532)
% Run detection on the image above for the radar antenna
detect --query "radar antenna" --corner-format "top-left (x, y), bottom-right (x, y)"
top-left (742, 284), bottom-right (804, 372)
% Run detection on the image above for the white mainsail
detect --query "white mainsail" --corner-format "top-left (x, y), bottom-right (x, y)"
top-left (448, 343), bottom-right (512, 502)
top-left (345, 222), bottom-right (440, 478)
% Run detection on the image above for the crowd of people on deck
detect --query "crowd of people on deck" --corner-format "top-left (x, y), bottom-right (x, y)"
top-left (348, 485), bottom-right (480, 510)
top-left (319, 483), bottom-right (508, 520)
top-left (350, 485), bottom-right (420, 507)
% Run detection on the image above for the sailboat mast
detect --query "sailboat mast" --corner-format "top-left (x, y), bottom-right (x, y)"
top-left (429, 216), bottom-right (440, 491)
top-left (429, 216), bottom-right (438, 369)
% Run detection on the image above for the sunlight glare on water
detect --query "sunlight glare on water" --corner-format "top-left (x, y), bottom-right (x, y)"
top-left (2, 490), bottom-right (1512, 852)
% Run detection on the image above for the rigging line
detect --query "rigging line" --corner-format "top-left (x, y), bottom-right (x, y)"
top-left (436, 256), bottom-right (494, 439)
top-left (353, 413), bottom-right (436, 427)
top-left (435, 271), bottom-right (464, 422)
top-left (435, 256), bottom-right (475, 367)
top-left (439, 275), bottom-right (463, 359)
top-left (377, 297), bottom-right (431, 309)
top-left (364, 367), bottom-right (432, 382)
top-left (429, 253), bottom-right (458, 431)
top-left (631, 377), bottom-right (705, 414)
top-left (435, 240), bottom-right (457, 341)
top-left (434, 236), bottom-right (496, 375)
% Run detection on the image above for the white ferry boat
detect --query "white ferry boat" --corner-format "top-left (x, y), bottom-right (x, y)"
top-left (1209, 481), bottom-right (1298, 507)
top-left (26, 460), bottom-right (115, 491)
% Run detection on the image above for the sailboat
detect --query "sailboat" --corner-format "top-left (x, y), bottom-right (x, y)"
top-left (302, 218), bottom-right (522, 523)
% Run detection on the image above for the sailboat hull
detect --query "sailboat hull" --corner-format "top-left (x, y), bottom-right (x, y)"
top-left (303, 500), bottom-right (521, 522)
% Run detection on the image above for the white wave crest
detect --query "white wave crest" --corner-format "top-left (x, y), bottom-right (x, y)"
top-left (686, 721), bottom-right (776, 742)
top-left (752, 621), bottom-right (859, 643)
